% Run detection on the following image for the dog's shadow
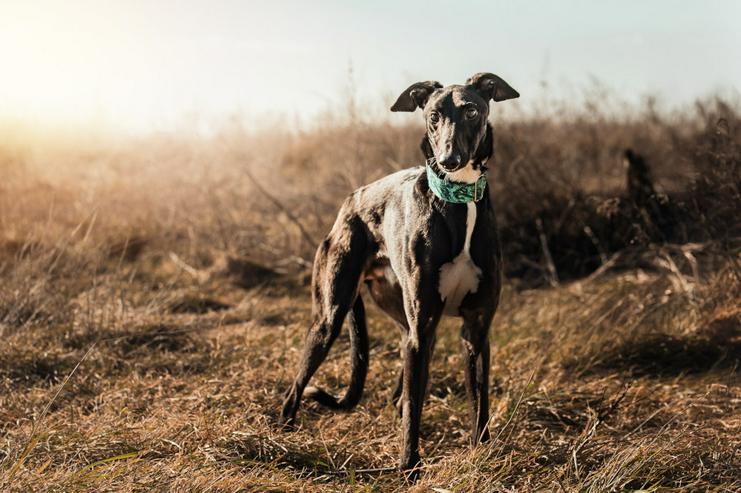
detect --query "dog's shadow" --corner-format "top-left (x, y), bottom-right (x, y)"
top-left (580, 315), bottom-right (740, 377)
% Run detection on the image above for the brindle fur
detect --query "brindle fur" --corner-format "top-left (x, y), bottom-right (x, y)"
top-left (280, 72), bottom-right (519, 475)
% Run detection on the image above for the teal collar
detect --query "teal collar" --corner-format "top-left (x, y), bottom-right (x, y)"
top-left (425, 161), bottom-right (487, 203)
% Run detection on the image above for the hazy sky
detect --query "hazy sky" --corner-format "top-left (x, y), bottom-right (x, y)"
top-left (1, 0), bottom-right (739, 131)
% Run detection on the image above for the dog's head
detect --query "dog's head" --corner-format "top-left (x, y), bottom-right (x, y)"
top-left (391, 73), bottom-right (519, 180)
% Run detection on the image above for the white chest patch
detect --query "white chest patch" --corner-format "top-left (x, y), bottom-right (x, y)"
top-left (438, 202), bottom-right (482, 315)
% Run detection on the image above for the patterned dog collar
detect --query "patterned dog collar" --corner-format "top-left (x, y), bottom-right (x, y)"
top-left (425, 161), bottom-right (487, 203)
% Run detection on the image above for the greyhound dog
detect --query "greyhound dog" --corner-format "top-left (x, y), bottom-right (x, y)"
top-left (280, 72), bottom-right (519, 473)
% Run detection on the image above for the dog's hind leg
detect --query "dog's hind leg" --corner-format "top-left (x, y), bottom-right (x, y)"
top-left (364, 269), bottom-right (410, 414)
top-left (280, 215), bottom-right (370, 427)
top-left (304, 295), bottom-right (368, 410)
top-left (460, 309), bottom-right (494, 444)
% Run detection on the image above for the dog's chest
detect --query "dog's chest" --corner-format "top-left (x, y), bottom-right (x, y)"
top-left (438, 202), bottom-right (482, 315)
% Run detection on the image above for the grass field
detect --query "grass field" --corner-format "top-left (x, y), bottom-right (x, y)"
top-left (1, 96), bottom-right (740, 491)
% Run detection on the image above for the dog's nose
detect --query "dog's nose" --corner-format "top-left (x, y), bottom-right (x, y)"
top-left (438, 152), bottom-right (461, 170)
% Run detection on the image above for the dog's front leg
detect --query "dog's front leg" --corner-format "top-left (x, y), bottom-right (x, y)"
top-left (399, 279), bottom-right (442, 476)
top-left (461, 310), bottom-right (494, 444)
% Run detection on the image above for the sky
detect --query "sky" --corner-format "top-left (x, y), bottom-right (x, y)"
top-left (1, 0), bottom-right (739, 132)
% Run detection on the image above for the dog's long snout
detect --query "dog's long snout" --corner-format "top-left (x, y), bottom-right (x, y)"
top-left (436, 121), bottom-right (463, 170)
top-left (438, 147), bottom-right (461, 170)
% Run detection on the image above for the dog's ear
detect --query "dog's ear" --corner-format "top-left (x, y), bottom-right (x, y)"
top-left (391, 81), bottom-right (443, 112)
top-left (466, 73), bottom-right (519, 102)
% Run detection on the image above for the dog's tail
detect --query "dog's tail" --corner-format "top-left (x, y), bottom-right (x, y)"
top-left (304, 295), bottom-right (368, 410)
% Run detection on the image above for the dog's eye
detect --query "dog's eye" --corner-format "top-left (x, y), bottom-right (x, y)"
top-left (465, 107), bottom-right (479, 120)
top-left (429, 111), bottom-right (440, 125)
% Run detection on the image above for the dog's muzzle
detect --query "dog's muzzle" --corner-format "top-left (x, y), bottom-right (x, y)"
top-left (437, 151), bottom-right (462, 171)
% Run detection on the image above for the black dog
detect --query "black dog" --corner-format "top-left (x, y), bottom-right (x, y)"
top-left (281, 72), bottom-right (519, 473)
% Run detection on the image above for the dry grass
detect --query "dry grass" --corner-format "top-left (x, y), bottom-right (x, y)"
top-left (0, 95), bottom-right (740, 491)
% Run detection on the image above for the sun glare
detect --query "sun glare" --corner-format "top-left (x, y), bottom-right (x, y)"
top-left (1, 5), bottom-right (148, 130)
top-left (0, 2), bottom-right (276, 132)
top-left (1, 1), bottom-right (739, 133)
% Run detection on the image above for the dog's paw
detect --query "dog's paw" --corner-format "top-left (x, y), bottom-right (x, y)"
top-left (400, 464), bottom-right (422, 482)
top-left (399, 454), bottom-right (422, 481)
top-left (276, 414), bottom-right (297, 432)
